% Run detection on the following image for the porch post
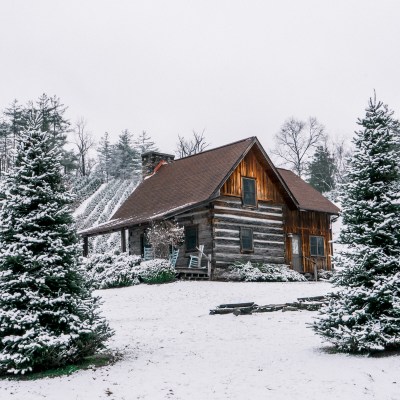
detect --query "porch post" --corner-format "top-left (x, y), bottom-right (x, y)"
top-left (83, 236), bottom-right (89, 257)
top-left (121, 228), bottom-right (127, 253)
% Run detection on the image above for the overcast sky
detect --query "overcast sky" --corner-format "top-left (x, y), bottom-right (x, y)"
top-left (1, 0), bottom-right (400, 155)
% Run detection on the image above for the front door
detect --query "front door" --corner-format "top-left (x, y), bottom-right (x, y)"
top-left (291, 234), bottom-right (303, 272)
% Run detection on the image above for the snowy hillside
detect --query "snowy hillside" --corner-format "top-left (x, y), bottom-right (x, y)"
top-left (73, 178), bottom-right (138, 253)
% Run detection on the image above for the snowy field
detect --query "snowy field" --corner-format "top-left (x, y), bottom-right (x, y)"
top-left (2, 281), bottom-right (400, 400)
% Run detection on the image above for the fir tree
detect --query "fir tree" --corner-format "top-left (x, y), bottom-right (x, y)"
top-left (4, 99), bottom-right (25, 149)
top-left (313, 95), bottom-right (400, 352)
top-left (308, 145), bottom-right (336, 193)
top-left (97, 132), bottom-right (113, 182)
top-left (133, 131), bottom-right (158, 154)
top-left (0, 111), bottom-right (112, 375)
top-left (113, 129), bottom-right (137, 179)
top-left (133, 131), bottom-right (158, 176)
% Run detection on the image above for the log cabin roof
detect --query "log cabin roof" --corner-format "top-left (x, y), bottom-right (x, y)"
top-left (80, 137), bottom-right (339, 236)
top-left (277, 168), bottom-right (340, 214)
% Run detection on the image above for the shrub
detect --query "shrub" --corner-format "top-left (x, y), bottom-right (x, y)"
top-left (83, 254), bottom-right (176, 289)
top-left (83, 252), bottom-right (142, 289)
top-left (137, 259), bottom-right (176, 284)
top-left (230, 262), bottom-right (307, 282)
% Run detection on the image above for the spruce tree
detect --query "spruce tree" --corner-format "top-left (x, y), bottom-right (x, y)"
top-left (97, 132), bottom-right (113, 182)
top-left (113, 129), bottom-right (137, 179)
top-left (0, 111), bottom-right (112, 375)
top-left (308, 145), bottom-right (336, 193)
top-left (313, 96), bottom-right (400, 352)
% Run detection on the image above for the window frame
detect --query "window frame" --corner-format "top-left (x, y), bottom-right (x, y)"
top-left (310, 236), bottom-right (325, 257)
top-left (242, 177), bottom-right (257, 207)
top-left (185, 225), bottom-right (199, 252)
top-left (240, 227), bottom-right (254, 253)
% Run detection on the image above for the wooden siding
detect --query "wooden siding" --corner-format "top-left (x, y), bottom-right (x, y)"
top-left (284, 207), bottom-right (333, 273)
top-left (129, 225), bottom-right (147, 256)
top-left (220, 148), bottom-right (284, 204)
top-left (174, 207), bottom-right (213, 270)
top-left (211, 197), bottom-right (286, 273)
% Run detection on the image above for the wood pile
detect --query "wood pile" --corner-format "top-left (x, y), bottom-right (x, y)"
top-left (209, 296), bottom-right (326, 315)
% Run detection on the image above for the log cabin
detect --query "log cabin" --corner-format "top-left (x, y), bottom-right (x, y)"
top-left (80, 137), bottom-right (339, 280)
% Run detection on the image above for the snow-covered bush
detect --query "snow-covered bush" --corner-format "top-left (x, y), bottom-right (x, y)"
top-left (230, 262), bottom-right (307, 282)
top-left (137, 259), bottom-right (176, 284)
top-left (83, 254), bottom-right (176, 289)
top-left (84, 253), bottom-right (142, 289)
top-left (317, 269), bottom-right (334, 281)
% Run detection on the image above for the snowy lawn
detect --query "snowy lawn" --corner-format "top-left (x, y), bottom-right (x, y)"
top-left (2, 281), bottom-right (399, 400)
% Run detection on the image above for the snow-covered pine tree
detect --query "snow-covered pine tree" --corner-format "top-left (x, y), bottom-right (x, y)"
top-left (0, 110), bottom-right (112, 375)
top-left (313, 95), bottom-right (400, 352)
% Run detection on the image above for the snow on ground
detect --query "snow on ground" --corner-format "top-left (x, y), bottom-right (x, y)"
top-left (2, 281), bottom-right (400, 400)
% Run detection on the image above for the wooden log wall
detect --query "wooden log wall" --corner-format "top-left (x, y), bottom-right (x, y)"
top-left (129, 225), bottom-right (147, 256)
top-left (211, 197), bottom-right (286, 274)
top-left (174, 207), bottom-right (213, 269)
top-left (284, 208), bottom-right (333, 273)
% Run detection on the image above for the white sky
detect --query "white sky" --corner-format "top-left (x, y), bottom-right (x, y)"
top-left (1, 0), bottom-right (400, 155)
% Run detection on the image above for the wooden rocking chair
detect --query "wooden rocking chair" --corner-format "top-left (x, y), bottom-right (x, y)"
top-left (169, 248), bottom-right (179, 267)
top-left (143, 247), bottom-right (154, 261)
top-left (189, 245), bottom-right (204, 268)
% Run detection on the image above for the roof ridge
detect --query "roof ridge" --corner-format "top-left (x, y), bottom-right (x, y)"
top-left (173, 136), bottom-right (256, 162)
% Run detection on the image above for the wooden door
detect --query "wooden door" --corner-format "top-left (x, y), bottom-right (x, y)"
top-left (291, 234), bottom-right (303, 272)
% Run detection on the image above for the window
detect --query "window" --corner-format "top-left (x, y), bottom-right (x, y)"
top-left (241, 227), bottom-right (253, 252)
top-left (310, 236), bottom-right (325, 256)
top-left (185, 225), bottom-right (198, 252)
top-left (242, 177), bottom-right (257, 207)
top-left (140, 233), bottom-right (151, 258)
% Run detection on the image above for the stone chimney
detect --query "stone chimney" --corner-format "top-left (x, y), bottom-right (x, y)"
top-left (141, 151), bottom-right (175, 180)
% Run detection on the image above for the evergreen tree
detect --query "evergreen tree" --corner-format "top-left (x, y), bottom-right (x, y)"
top-left (4, 99), bottom-right (25, 149)
top-left (313, 96), bottom-right (400, 352)
top-left (133, 131), bottom-right (158, 154)
top-left (113, 129), bottom-right (137, 179)
top-left (308, 145), bottom-right (336, 193)
top-left (133, 131), bottom-right (158, 176)
top-left (0, 111), bottom-right (112, 375)
top-left (34, 94), bottom-right (75, 176)
top-left (97, 132), bottom-right (113, 182)
top-left (0, 118), bottom-right (12, 177)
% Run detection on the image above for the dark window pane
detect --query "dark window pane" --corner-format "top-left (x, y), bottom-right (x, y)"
top-left (241, 228), bottom-right (253, 251)
top-left (310, 236), bottom-right (324, 256)
top-left (242, 177), bottom-right (256, 206)
top-left (185, 225), bottom-right (198, 251)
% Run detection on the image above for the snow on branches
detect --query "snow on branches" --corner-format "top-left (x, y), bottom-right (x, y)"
top-left (313, 95), bottom-right (400, 353)
top-left (0, 111), bottom-right (112, 375)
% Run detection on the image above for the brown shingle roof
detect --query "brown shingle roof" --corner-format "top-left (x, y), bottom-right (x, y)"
top-left (80, 137), bottom-right (255, 236)
top-left (79, 137), bottom-right (339, 236)
top-left (277, 168), bottom-right (340, 214)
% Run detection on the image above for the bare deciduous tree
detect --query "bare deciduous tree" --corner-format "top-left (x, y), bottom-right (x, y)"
top-left (145, 220), bottom-right (184, 259)
top-left (74, 117), bottom-right (95, 177)
top-left (330, 136), bottom-right (352, 186)
top-left (176, 129), bottom-right (210, 158)
top-left (271, 117), bottom-right (325, 177)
